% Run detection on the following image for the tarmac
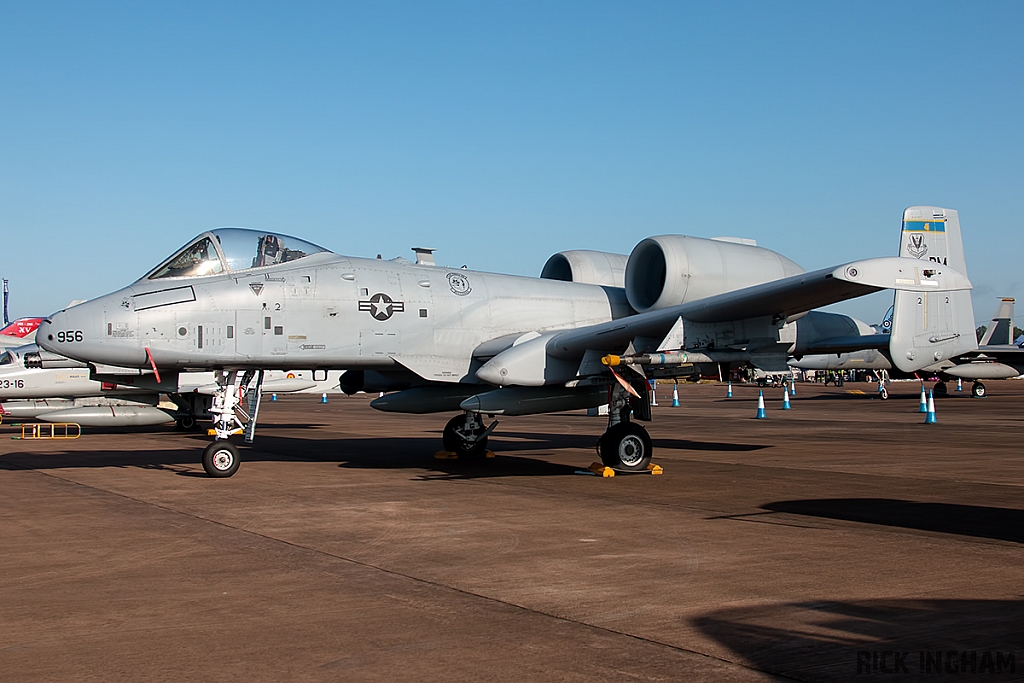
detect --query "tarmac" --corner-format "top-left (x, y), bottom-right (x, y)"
top-left (2, 380), bottom-right (1023, 682)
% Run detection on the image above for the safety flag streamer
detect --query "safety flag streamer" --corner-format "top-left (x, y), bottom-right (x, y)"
top-left (608, 366), bottom-right (641, 399)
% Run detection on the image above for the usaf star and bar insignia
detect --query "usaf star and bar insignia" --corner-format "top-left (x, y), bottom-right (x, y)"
top-left (359, 292), bottom-right (405, 321)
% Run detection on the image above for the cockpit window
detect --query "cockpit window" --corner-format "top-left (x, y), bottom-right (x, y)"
top-left (149, 237), bottom-right (224, 279)
top-left (0, 352), bottom-right (12, 366)
top-left (146, 228), bottom-right (329, 280)
top-left (211, 228), bottom-right (327, 272)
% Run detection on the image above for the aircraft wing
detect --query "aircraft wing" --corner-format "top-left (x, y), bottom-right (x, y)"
top-left (548, 257), bottom-right (970, 360)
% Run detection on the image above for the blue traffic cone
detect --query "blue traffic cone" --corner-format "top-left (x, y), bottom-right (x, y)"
top-left (789, 380), bottom-right (796, 397)
top-left (321, 392), bottom-right (328, 404)
top-left (918, 385), bottom-right (928, 413)
top-left (957, 378), bottom-right (962, 392)
top-left (755, 391), bottom-right (767, 419)
top-left (727, 381), bottom-right (733, 398)
top-left (782, 387), bottom-right (791, 410)
top-left (271, 393), bottom-right (278, 401)
top-left (649, 380), bottom-right (658, 406)
top-left (925, 390), bottom-right (937, 424)
top-left (671, 382), bottom-right (679, 407)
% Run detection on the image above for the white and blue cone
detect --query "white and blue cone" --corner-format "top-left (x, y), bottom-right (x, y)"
top-left (782, 387), bottom-right (791, 410)
top-left (918, 385), bottom-right (928, 413)
top-left (321, 392), bottom-right (328, 404)
top-left (672, 382), bottom-right (679, 407)
top-left (755, 390), bottom-right (767, 419)
top-left (925, 389), bottom-right (937, 424)
top-left (727, 381), bottom-right (733, 398)
top-left (957, 378), bottom-right (963, 392)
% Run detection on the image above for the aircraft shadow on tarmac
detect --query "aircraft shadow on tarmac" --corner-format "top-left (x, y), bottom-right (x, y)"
top-left (763, 499), bottom-right (1024, 544)
top-left (692, 598), bottom-right (1024, 682)
top-left (0, 428), bottom-right (767, 478)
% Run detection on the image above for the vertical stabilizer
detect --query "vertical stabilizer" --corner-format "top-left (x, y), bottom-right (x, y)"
top-left (979, 298), bottom-right (1015, 346)
top-left (890, 207), bottom-right (977, 372)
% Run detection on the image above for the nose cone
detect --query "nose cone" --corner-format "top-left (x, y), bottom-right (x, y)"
top-left (38, 294), bottom-right (146, 367)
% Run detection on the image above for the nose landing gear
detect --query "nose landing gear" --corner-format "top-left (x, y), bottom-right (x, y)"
top-left (201, 370), bottom-right (264, 477)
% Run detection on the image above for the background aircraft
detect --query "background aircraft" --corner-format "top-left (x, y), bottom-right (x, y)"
top-left (37, 218), bottom-right (970, 477)
top-left (0, 342), bottom-right (346, 428)
top-left (0, 317), bottom-right (43, 349)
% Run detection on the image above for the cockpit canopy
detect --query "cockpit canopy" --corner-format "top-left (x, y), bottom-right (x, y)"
top-left (147, 228), bottom-right (329, 280)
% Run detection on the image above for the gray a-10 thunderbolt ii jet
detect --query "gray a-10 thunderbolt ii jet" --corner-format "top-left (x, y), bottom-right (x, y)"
top-left (37, 221), bottom-right (972, 477)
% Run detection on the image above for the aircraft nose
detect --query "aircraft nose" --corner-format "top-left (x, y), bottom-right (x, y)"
top-left (35, 315), bottom-right (62, 353)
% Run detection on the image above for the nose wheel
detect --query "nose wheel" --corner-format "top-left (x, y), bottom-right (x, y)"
top-left (203, 440), bottom-right (240, 478)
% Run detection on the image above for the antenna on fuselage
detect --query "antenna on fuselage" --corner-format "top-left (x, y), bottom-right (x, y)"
top-left (412, 247), bottom-right (436, 266)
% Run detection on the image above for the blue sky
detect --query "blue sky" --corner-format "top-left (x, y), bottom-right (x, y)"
top-left (2, 2), bottom-right (1021, 327)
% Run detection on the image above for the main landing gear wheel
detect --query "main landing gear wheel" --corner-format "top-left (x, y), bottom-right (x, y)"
top-left (933, 381), bottom-right (948, 398)
top-left (599, 422), bottom-right (652, 471)
top-left (972, 381), bottom-right (986, 398)
top-left (442, 414), bottom-right (488, 459)
top-left (203, 440), bottom-right (240, 478)
top-left (176, 414), bottom-right (197, 431)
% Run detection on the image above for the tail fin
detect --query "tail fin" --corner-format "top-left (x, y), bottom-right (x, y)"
top-left (979, 298), bottom-right (1015, 346)
top-left (890, 206), bottom-right (977, 372)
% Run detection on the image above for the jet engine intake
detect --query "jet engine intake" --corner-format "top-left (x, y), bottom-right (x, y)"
top-left (541, 250), bottom-right (629, 288)
top-left (624, 235), bottom-right (804, 312)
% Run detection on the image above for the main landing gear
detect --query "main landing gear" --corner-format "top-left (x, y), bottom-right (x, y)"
top-left (442, 412), bottom-right (498, 458)
top-left (933, 380), bottom-right (948, 398)
top-left (202, 370), bottom-right (264, 478)
top-left (597, 382), bottom-right (652, 471)
top-left (972, 381), bottom-right (986, 398)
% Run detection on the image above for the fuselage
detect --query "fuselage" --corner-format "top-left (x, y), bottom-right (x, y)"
top-left (39, 252), bottom-right (632, 379)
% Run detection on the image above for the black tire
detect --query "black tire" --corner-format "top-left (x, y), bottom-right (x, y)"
top-left (203, 440), bottom-right (240, 478)
top-left (599, 422), bottom-right (652, 471)
top-left (442, 415), bottom-right (488, 459)
top-left (177, 414), bottom-right (197, 431)
top-left (933, 381), bottom-right (948, 398)
top-left (972, 381), bottom-right (986, 398)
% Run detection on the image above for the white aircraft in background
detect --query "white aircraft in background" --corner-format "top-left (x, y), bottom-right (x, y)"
top-left (0, 342), bottom-right (346, 428)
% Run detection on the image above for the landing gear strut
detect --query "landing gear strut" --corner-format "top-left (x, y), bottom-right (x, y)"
top-left (201, 370), bottom-right (264, 478)
top-left (442, 412), bottom-right (497, 458)
top-left (597, 382), bottom-right (652, 471)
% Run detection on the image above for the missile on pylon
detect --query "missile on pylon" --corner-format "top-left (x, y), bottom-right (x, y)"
top-left (601, 351), bottom-right (688, 367)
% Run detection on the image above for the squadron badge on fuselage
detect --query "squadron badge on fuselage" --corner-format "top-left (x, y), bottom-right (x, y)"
top-left (447, 272), bottom-right (471, 296)
top-left (359, 293), bottom-right (405, 321)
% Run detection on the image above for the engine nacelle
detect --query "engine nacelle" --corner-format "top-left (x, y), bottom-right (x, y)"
top-left (540, 250), bottom-right (629, 288)
top-left (624, 235), bottom-right (804, 312)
